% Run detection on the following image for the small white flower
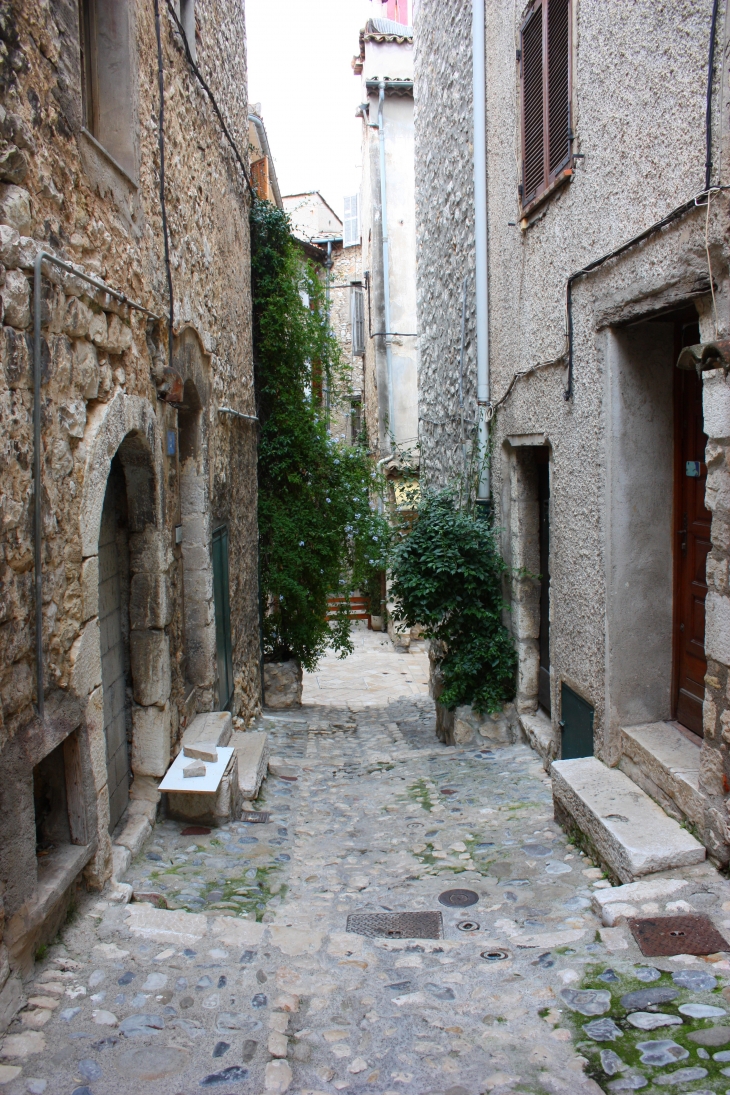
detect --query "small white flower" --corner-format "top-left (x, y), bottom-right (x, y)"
top-left (334, 459), bottom-right (340, 464)
top-left (326, 497), bottom-right (331, 503)
top-left (299, 541), bottom-right (305, 547)
top-left (354, 513), bottom-right (361, 519)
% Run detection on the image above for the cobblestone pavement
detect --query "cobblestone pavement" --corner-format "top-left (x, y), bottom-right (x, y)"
top-left (302, 628), bottom-right (429, 708)
top-left (5, 664), bottom-right (730, 1094)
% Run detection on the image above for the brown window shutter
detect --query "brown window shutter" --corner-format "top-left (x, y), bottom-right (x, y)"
top-left (521, 4), bottom-right (544, 205)
top-left (547, 0), bottom-right (571, 176)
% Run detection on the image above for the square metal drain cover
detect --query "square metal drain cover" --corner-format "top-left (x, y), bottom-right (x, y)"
top-left (346, 912), bottom-right (443, 940)
top-left (628, 914), bottom-right (729, 956)
top-left (240, 811), bottom-right (270, 824)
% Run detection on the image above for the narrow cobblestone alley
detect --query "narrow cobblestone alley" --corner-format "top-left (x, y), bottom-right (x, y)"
top-left (5, 638), bottom-right (730, 1095)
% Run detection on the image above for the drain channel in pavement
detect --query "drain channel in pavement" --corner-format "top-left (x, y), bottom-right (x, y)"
top-left (346, 911), bottom-right (443, 939)
top-left (628, 913), bottom-right (730, 956)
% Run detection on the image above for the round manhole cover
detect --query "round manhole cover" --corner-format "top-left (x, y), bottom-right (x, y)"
top-left (456, 920), bottom-right (480, 932)
top-left (439, 888), bottom-right (479, 908)
top-left (481, 948), bottom-right (510, 962)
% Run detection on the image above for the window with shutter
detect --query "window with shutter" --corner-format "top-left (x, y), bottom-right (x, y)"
top-left (520, 0), bottom-right (572, 211)
top-left (343, 194), bottom-right (360, 248)
top-left (351, 286), bottom-right (365, 356)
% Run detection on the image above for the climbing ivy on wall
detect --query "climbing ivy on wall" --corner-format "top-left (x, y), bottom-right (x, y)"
top-left (251, 200), bottom-right (390, 670)
top-left (389, 490), bottom-right (517, 713)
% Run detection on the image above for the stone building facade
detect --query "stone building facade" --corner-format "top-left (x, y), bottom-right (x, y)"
top-left (0, 0), bottom-right (258, 1025)
top-left (353, 13), bottom-right (418, 461)
top-left (414, 0), bottom-right (730, 868)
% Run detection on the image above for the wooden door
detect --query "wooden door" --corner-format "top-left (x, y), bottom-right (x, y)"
top-left (673, 361), bottom-right (711, 736)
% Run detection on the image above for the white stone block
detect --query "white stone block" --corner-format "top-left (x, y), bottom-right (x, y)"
top-left (2, 268), bottom-right (30, 328)
top-left (705, 591), bottom-right (730, 667)
top-left (112, 843), bottom-right (131, 880)
top-left (703, 372), bottom-right (730, 441)
top-left (130, 630), bottom-right (171, 707)
top-left (81, 555), bottom-right (99, 621)
top-left (131, 702), bottom-right (171, 777)
top-left (69, 618), bottom-right (102, 698)
top-left (86, 685), bottom-right (107, 792)
top-left (0, 184), bottom-right (31, 235)
top-left (115, 813), bottom-right (151, 856)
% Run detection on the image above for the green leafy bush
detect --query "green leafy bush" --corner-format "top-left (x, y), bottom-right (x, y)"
top-left (251, 200), bottom-right (389, 669)
top-left (389, 490), bottom-right (516, 713)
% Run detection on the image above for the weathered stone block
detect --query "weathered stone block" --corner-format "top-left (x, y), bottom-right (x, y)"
top-left (112, 842), bottom-right (131, 879)
top-left (130, 630), bottom-right (170, 707)
top-left (81, 555), bottom-right (99, 621)
top-left (129, 572), bottom-right (172, 629)
top-left (88, 310), bottom-right (107, 346)
top-left (264, 660), bottom-right (302, 708)
top-left (2, 268), bottom-right (30, 328)
top-left (64, 297), bottom-right (92, 339)
top-left (69, 618), bottom-right (102, 698)
top-left (59, 399), bottom-right (86, 439)
top-left (180, 472), bottom-right (206, 513)
top-left (1, 327), bottom-right (31, 389)
top-left (73, 338), bottom-right (99, 399)
top-left (0, 224), bottom-right (19, 268)
top-left (166, 754), bottom-right (241, 826)
top-left (454, 703), bottom-right (516, 745)
top-left (706, 592), bottom-right (730, 667)
top-left (0, 184), bottom-right (31, 235)
top-left (115, 813), bottom-right (151, 855)
top-left (0, 973), bottom-right (23, 1035)
top-left (183, 711), bottom-right (232, 748)
top-left (703, 372), bottom-right (730, 442)
top-left (86, 685), bottom-right (107, 793)
top-left (698, 741), bottom-right (725, 798)
top-left (104, 314), bottom-right (133, 353)
top-left (0, 660), bottom-right (32, 717)
top-left (131, 702), bottom-right (171, 777)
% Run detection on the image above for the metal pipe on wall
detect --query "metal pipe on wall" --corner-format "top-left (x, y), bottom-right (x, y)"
top-left (32, 250), bottom-right (159, 722)
top-left (472, 0), bottom-right (490, 501)
top-left (377, 79), bottom-right (396, 449)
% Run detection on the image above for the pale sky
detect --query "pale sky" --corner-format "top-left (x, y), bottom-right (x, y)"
top-left (245, 0), bottom-right (382, 221)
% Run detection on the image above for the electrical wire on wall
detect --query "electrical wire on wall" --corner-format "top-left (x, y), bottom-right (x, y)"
top-left (153, 0), bottom-right (175, 367)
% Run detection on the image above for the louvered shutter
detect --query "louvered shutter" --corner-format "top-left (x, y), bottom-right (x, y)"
top-left (343, 194), bottom-right (360, 247)
top-left (520, 0), bottom-right (571, 209)
top-left (351, 287), bottom-right (365, 355)
top-left (521, 4), bottom-right (544, 206)
top-left (547, 0), bottom-right (570, 176)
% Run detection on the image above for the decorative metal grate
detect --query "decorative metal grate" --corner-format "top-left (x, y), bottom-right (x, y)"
top-left (628, 914), bottom-right (729, 957)
top-left (240, 811), bottom-right (270, 824)
top-left (346, 912), bottom-right (443, 940)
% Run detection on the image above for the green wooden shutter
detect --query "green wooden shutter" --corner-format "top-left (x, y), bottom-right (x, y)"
top-left (560, 682), bottom-right (593, 759)
top-left (212, 525), bottom-right (234, 710)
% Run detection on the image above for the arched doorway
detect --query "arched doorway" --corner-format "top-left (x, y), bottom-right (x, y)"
top-left (98, 455), bottom-right (131, 831)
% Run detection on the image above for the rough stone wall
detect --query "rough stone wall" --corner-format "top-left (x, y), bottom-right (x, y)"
top-left (414, 0), bottom-right (730, 859)
top-left (328, 241), bottom-right (364, 443)
top-left (0, 0), bottom-right (258, 1005)
top-left (413, 0), bottom-right (475, 489)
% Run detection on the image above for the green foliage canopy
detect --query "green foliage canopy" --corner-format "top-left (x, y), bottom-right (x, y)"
top-left (251, 200), bottom-right (389, 670)
top-left (389, 491), bottom-right (517, 713)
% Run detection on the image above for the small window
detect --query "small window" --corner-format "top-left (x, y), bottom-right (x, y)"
top-left (520, 0), bottom-right (571, 210)
top-left (79, 0), bottom-right (136, 178)
top-left (351, 285), bottom-right (365, 356)
top-left (343, 194), bottom-right (360, 248)
top-left (251, 157), bottom-right (269, 201)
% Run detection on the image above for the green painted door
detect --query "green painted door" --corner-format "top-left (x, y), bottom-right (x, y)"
top-left (212, 525), bottom-right (234, 710)
top-left (560, 683), bottom-right (594, 759)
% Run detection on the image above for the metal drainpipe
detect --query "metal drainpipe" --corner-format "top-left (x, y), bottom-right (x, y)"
top-left (32, 250), bottom-right (160, 723)
top-left (472, 0), bottom-right (490, 503)
top-left (377, 80), bottom-right (396, 451)
top-left (325, 239), bottom-right (332, 430)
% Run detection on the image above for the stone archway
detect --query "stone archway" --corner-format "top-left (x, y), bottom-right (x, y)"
top-left (78, 394), bottom-right (171, 848)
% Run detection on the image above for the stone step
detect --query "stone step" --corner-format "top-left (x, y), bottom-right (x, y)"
top-left (182, 711), bottom-right (232, 748)
top-left (232, 730), bottom-right (269, 801)
top-left (619, 721), bottom-right (703, 828)
top-left (551, 756), bottom-right (706, 884)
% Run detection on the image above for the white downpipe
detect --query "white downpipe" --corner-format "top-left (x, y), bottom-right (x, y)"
top-left (378, 80), bottom-right (396, 450)
top-left (472, 0), bottom-right (490, 499)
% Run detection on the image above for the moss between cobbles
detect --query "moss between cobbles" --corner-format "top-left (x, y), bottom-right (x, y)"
top-left (560, 962), bottom-right (730, 1091)
top-left (407, 779), bottom-right (434, 811)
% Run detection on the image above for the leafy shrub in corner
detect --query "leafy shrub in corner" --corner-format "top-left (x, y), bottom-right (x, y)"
top-left (251, 199), bottom-right (389, 670)
top-left (389, 490), bottom-right (517, 713)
